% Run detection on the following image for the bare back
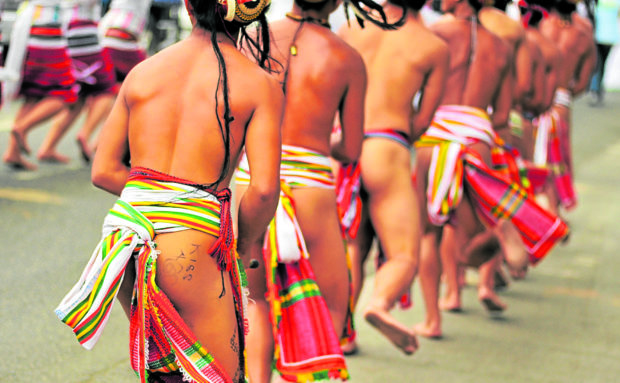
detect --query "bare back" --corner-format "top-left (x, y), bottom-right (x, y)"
top-left (479, 7), bottom-right (524, 50)
top-left (431, 17), bottom-right (511, 111)
top-left (121, 33), bottom-right (278, 190)
top-left (540, 13), bottom-right (593, 89)
top-left (479, 7), bottom-right (531, 103)
top-left (340, 10), bottom-right (449, 138)
top-left (268, 18), bottom-right (365, 155)
top-left (527, 27), bottom-right (561, 109)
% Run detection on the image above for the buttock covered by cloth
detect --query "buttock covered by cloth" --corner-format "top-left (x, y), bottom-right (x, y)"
top-left (415, 105), bottom-right (501, 225)
top-left (335, 129), bottom-right (412, 238)
top-left (364, 128), bottom-right (411, 148)
top-left (67, 19), bottom-right (116, 96)
top-left (553, 87), bottom-right (572, 108)
top-left (235, 144), bottom-right (335, 189)
top-left (19, 23), bottom-right (78, 102)
top-left (56, 167), bottom-right (248, 383)
top-left (416, 105), bottom-right (569, 263)
top-left (533, 110), bottom-right (577, 209)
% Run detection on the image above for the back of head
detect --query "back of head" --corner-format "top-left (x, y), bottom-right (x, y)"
top-left (466, 0), bottom-right (485, 12)
top-left (553, 0), bottom-right (577, 15)
top-left (185, 0), bottom-right (272, 188)
top-left (519, 0), bottom-right (552, 26)
top-left (387, 0), bottom-right (426, 12)
top-left (492, 0), bottom-right (511, 12)
top-left (295, 0), bottom-right (334, 11)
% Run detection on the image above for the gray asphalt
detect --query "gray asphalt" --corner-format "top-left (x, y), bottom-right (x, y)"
top-left (1, 92), bottom-right (619, 383)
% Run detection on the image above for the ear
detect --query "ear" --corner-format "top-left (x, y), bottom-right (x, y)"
top-left (184, 0), bottom-right (197, 25)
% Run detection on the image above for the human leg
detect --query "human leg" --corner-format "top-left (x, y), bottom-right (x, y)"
top-left (76, 93), bottom-right (115, 162)
top-left (37, 99), bottom-right (86, 163)
top-left (293, 188), bottom-right (350, 338)
top-left (438, 225), bottom-right (463, 312)
top-left (4, 98), bottom-right (68, 169)
top-left (360, 139), bottom-right (419, 353)
top-left (155, 230), bottom-right (242, 381)
top-left (414, 146), bottom-right (444, 337)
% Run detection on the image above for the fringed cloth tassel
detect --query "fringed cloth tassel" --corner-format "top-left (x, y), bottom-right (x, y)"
top-left (56, 167), bottom-right (248, 383)
top-left (263, 184), bottom-right (349, 382)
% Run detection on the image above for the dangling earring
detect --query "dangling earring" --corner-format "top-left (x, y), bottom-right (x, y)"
top-left (234, 0), bottom-right (271, 23)
top-left (219, 0), bottom-right (237, 21)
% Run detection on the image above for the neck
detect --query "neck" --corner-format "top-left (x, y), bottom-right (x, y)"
top-left (290, 3), bottom-right (332, 21)
top-left (385, 2), bottom-right (419, 22)
top-left (191, 27), bottom-right (238, 46)
top-left (453, 3), bottom-right (476, 19)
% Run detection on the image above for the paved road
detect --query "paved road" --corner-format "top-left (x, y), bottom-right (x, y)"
top-left (1, 93), bottom-right (620, 383)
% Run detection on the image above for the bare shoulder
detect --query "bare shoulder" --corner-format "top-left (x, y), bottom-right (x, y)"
top-left (327, 30), bottom-right (367, 72)
top-left (414, 25), bottom-right (450, 65)
top-left (429, 14), bottom-right (458, 39)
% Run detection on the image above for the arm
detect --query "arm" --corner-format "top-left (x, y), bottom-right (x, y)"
top-left (572, 38), bottom-right (597, 96)
top-left (514, 39), bottom-right (533, 104)
top-left (331, 54), bottom-right (366, 164)
top-left (542, 51), bottom-right (560, 111)
top-left (91, 81), bottom-right (131, 196)
top-left (522, 43), bottom-right (545, 112)
top-left (236, 77), bottom-right (284, 257)
top-left (411, 45), bottom-right (449, 140)
top-left (491, 57), bottom-right (514, 141)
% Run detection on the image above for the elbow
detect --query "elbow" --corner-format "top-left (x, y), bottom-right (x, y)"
top-left (91, 168), bottom-right (118, 194)
top-left (331, 141), bottom-right (362, 164)
top-left (254, 182), bottom-right (280, 211)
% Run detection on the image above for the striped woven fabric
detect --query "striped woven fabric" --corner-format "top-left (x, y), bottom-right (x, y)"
top-left (235, 145), bottom-right (335, 189)
top-left (335, 161), bottom-right (362, 239)
top-left (263, 185), bottom-right (349, 382)
top-left (67, 19), bottom-right (116, 96)
top-left (56, 167), bottom-right (247, 383)
top-left (19, 23), bottom-right (78, 102)
top-left (415, 105), bottom-right (500, 225)
top-left (491, 144), bottom-right (534, 196)
top-left (416, 105), bottom-right (569, 264)
top-left (364, 128), bottom-right (411, 148)
top-left (533, 110), bottom-right (577, 209)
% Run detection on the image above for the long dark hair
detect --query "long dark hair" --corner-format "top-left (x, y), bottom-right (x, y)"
top-left (187, 0), bottom-right (271, 189)
top-left (345, 0), bottom-right (408, 29)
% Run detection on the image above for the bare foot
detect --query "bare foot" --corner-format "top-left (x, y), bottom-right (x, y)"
top-left (478, 289), bottom-right (507, 313)
top-left (76, 136), bottom-right (92, 163)
top-left (341, 339), bottom-right (359, 356)
top-left (3, 154), bottom-right (37, 171)
top-left (494, 269), bottom-right (509, 290)
top-left (439, 296), bottom-right (462, 313)
top-left (364, 306), bottom-right (418, 355)
top-left (509, 266), bottom-right (528, 280)
top-left (413, 322), bottom-right (442, 339)
top-left (38, 151), bottom-right (71, 164)
top-left (11, 129), bottom-right (30, 155)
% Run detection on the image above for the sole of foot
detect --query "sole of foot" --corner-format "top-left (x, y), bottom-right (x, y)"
top-left (413, 323), bottom-right (443, 340)
top-left (364, 307), bottom-right (418, 355)
top-left (11, 129), bottom-right (31, 155)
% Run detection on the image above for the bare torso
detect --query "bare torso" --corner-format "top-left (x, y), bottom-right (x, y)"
top-left (431, 16), bottom-right (511, 113)
top-left (521, 30), bottom-right (545, 112)
top-left (268, 17), bottom-right (364, 155)
top-left (339, 8), bottom-right (448, 139)
top-left (123, 33), bottom-right (274, 190)
top-left (540, 13), bottom-right (593, 89)
top-left (479, 7), bottom-right (530, 104)
top-left (526, 27), bottom-right (560, 110)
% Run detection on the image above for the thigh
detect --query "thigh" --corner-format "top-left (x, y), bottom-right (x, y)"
top-left (292, 188), bottom-right (349, 299)
top-left (362, 142), bottom-right (421, 258)
top-left (155, 230), bottom-right (240, 379)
